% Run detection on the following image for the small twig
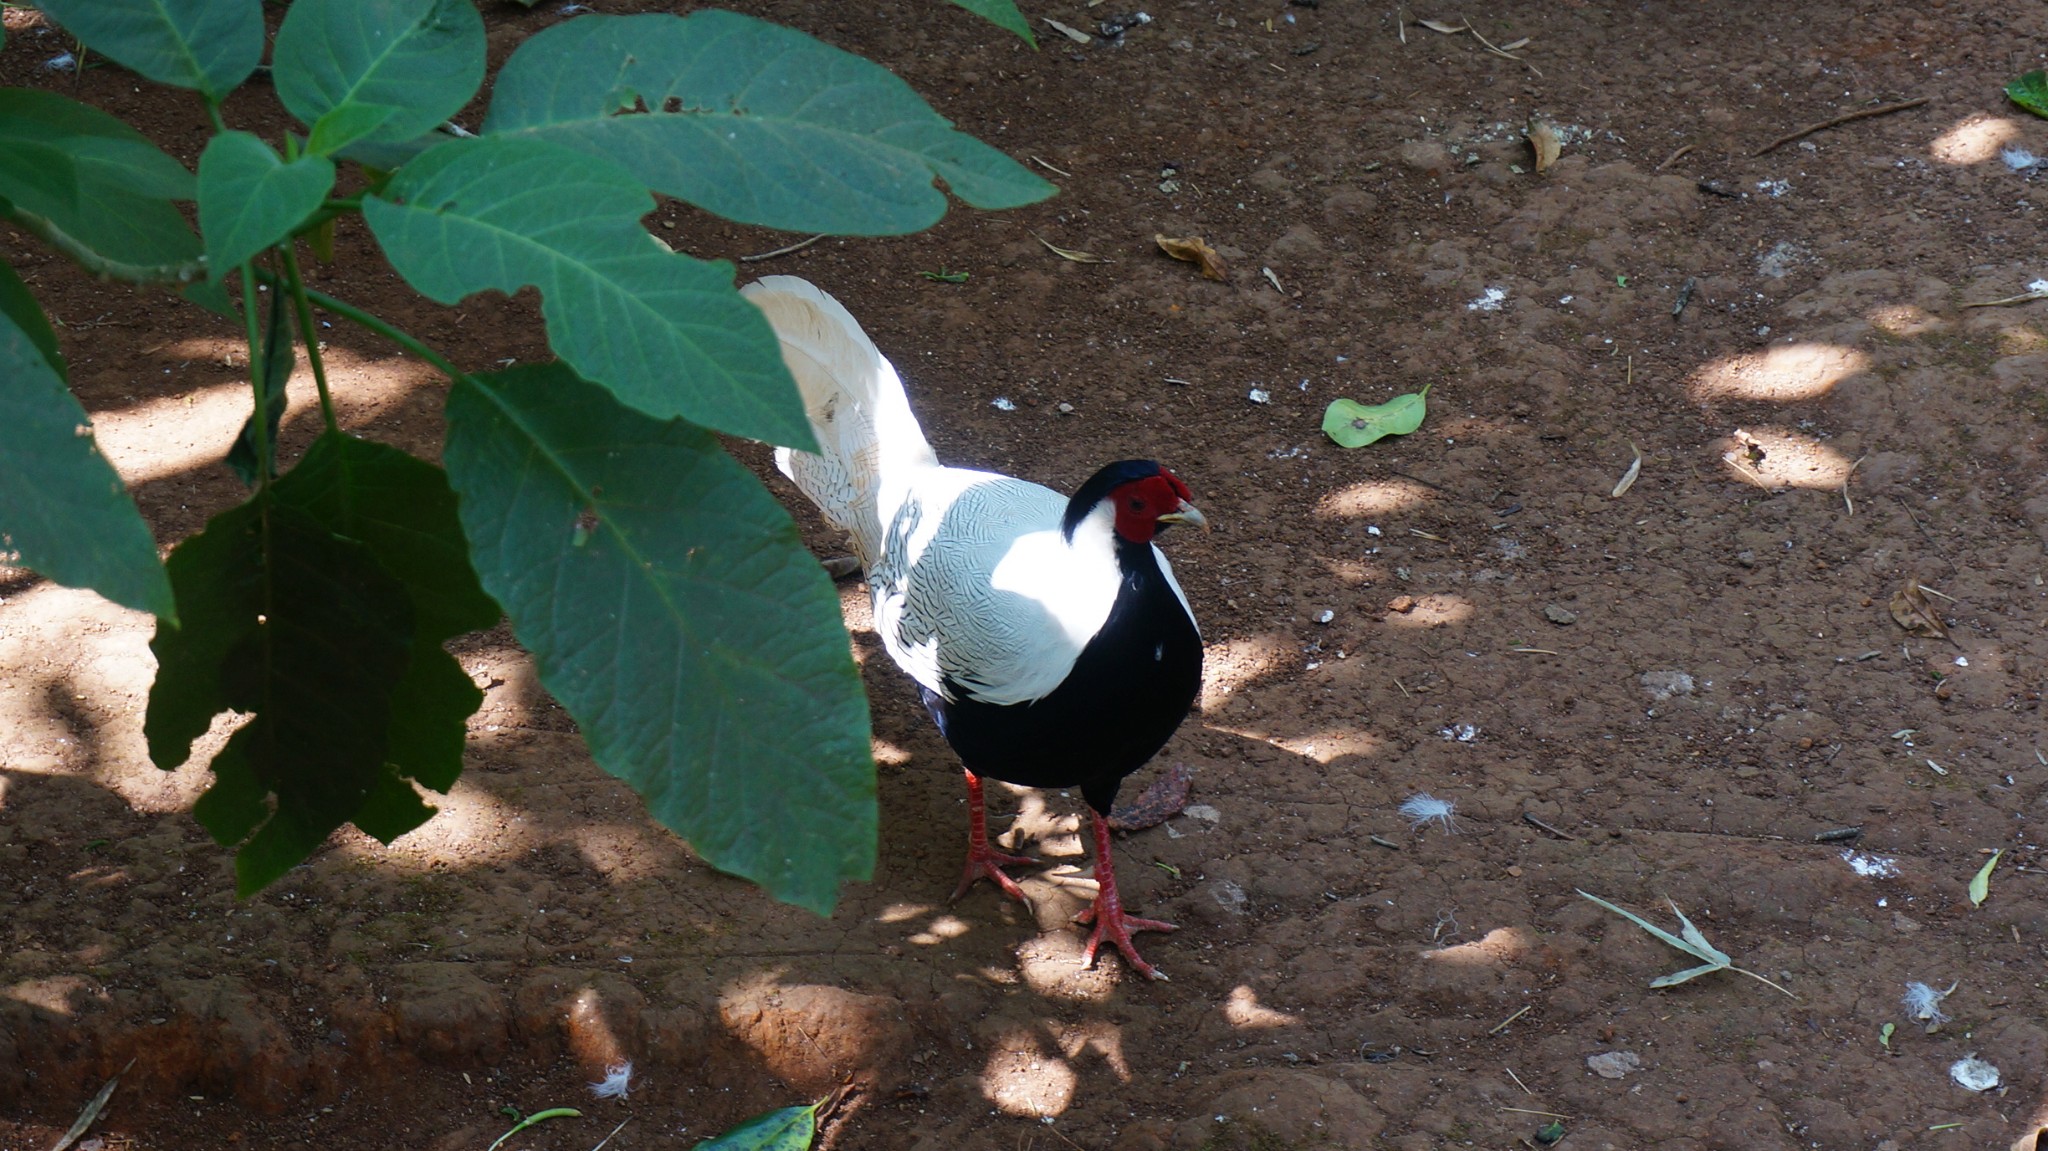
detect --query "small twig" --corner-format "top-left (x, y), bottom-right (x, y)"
top-left (1393, 677), bottom-right (1412, 699)
top-left (1508, 647), bottom-right (1558, 655)
top-left (1460, 19), bottom-right (1541, 74)
top-left (1504, 1067), bottom-right (1534, 1095)
top-left (1754, 97), bottom-right (1929, 155)
top-left (1501, 1106), bottom-right (1573, 1119)
top-left (1409, 529), bottom-right (1446, 541)
top-left (1368, 834), bottom-right (1401, 850)
top-left (1841, 454), bottom-right (1866, 515)
top-left (1653, 143), bottom-right (1694, 171)
top-left (1030, 155), bottom-right (1073, 178)
top-left (1961, 287), bottom-right (2048, 309)
top-left (739, 233), bottom-right (826, 263)
top-left (1522, 812), bottom-right (1578, 841)
top-left (588, 1117), bottom-right (631, 1151)
top-left (1489, 1006), bottom-right (1533, 1035)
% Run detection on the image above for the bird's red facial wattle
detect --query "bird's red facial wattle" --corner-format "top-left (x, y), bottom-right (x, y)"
top-left (1110, 470), bottom-right (1207, 543)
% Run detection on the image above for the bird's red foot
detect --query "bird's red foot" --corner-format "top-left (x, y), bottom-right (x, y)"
top-left (951, 768), bottom-right (1039, 907)
top-left (1075, 810), bottom-right (1177, 980)
top-left (1076, 898), bottom-right (1177, 981)
top-left (951, 842), bottom-right (1040, 906)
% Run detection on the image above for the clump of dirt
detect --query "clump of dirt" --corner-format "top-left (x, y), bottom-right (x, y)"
top-left (7, 2), bottom-right (2048, 1149)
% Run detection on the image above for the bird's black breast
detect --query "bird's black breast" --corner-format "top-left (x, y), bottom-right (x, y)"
top-left (920, 538), bottom-right (1202, 814)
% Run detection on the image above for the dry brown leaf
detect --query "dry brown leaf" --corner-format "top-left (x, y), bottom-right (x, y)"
top-left (1042, 16), bottom-right (1091, 43)
top-left (1611, 441), bottom-right (1642, 498)
top-left (1528, 119), bottom-right (1562, 173)
top-left (1155, 233), bottom-right (1227, 280)
top-left (1888, 581), bottom-right (1949, 640)
top-left (1416, 18), bottom-right (1468, 33)
top-left (1030, 232), bottom-right (1109, 264)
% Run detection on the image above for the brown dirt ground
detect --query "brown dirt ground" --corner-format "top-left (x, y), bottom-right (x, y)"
top-left (6, 1), bottom-right (2048, 1149)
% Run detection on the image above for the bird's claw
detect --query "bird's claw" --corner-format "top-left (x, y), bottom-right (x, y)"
top-left (950, 846), bottom-right (1040, 909)
top-left (1076, 903), bottom-right (1177, 981)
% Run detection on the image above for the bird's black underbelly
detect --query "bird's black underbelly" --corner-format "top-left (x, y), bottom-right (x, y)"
top-left (920, 541), bottom-right (1201, 815)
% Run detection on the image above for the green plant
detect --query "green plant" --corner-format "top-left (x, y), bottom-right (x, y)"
top-left (1578, 890), bottom-right (1797, 997)
top-left (0, 0), bottom-right (1050, 912)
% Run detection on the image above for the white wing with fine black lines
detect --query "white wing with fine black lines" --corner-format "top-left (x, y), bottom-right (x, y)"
top-left (872, 469), bottom-right (1121, 707)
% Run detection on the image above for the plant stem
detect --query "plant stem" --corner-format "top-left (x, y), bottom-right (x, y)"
top-left (7, 204), bottom-right (207, 285)
top-left (277, 245), bottom-right (340, 435)
top-left (237, 263), bottom-right (272, 488)
top-left (284, 278), bottom-right (470, 385)
top-left (1732, 965), bottom-right (1800, 999)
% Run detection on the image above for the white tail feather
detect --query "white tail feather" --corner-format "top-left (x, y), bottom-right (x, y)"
top-left (743, 276), bottom-right (936, 568)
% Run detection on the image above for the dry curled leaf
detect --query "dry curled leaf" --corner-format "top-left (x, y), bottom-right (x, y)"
top-left (1042, 16), bottom-right (1091, 43)
top-left (1416, 17), bottom-right (1468, 33)
top-left (1611, 441), bottom-right (1642, 498)
top-left (1030, 232), bottom-right (1109, 263)
top-left (1108, 764), bottom-right (1194, 830)
top-left (1888, 581), bottom-right (1949, 640)
top-left (1527, 118), bottom-right (1562, 173)
top-left (1155, 233), bottom-right (1227, 280)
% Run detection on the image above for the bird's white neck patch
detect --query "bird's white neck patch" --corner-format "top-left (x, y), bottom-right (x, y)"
top-left (986, 499), bottom-right (1121, 659)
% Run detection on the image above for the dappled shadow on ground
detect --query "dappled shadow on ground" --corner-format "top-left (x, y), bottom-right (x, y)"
top-left (10, 0), bottom-right (2048, 1148)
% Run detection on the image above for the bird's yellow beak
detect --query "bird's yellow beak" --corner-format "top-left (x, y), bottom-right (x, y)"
top-left (1157, 500), bottom-right (1210, 532)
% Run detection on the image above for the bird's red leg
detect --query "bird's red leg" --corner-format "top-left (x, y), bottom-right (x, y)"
top-left (1075, 810), bottom-right (1177, 980)
top-left (950, 769), bottom-right (1039, 906)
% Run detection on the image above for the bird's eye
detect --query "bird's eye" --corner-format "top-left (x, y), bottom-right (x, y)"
top-left (1128, 497), bottom-right (1144, 510)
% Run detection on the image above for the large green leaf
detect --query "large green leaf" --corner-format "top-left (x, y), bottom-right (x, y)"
top-left (197, 131), bottom-right (336, 280)
top-left (0, 91), bottom-right (200, 272)
top-left (947, 0), bottom-right (1037, 46)
top-left (482, 10), bottom-right (1055, 235)
top-left (147, 498), bottom-right (417, 894)
top-left (271, 432), bottom-right (501, 798)
top-left (695, 1100), bottom-right (823, 1151)
top-left (0, 265), bottom-right (174, 619)
top-left (443, 364), bottom-right (874, 914)
top-left (273, 0), bottom-right (486, 147)
top-left (35, 0), bottom-right (262, 103)
top-left (363, 136), bottom-right (809, 446)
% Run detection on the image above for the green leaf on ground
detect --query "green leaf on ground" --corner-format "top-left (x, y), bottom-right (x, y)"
top-left (363, 136), bottom-right (808, 446)
top-left (482, 10), bottom-right (1056, 236)
top-left (1578, 890), bottom-right (1797, 997)
top-left (444, 364), bottom-right (874, 914)
top-left (1969, 849), bottom-right (2003, 907)
top-left (0, 265), bottom-right (174, 619)
top-left (2007, 71), bottom-right (2048, 119)
top-left (273, 0), bottom-right (486, 147)
top-left (695, 1099), bottom-right (824, 1151)
top-left (198, 131), bottom-right (335, 281)
top-left (947, 0), bottom-right (1037, 47)
top-left (147, 498), bottom-right (417, 894)
top-left (35, 0), bottom-right (262, 103)
top-left (0, 90), bottom-right (201, 272)
top-left (1323, 385), bottom-right (1432, 448)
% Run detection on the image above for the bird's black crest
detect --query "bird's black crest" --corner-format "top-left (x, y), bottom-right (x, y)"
top-left (1062, 459), bottom-right (1165, 540)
